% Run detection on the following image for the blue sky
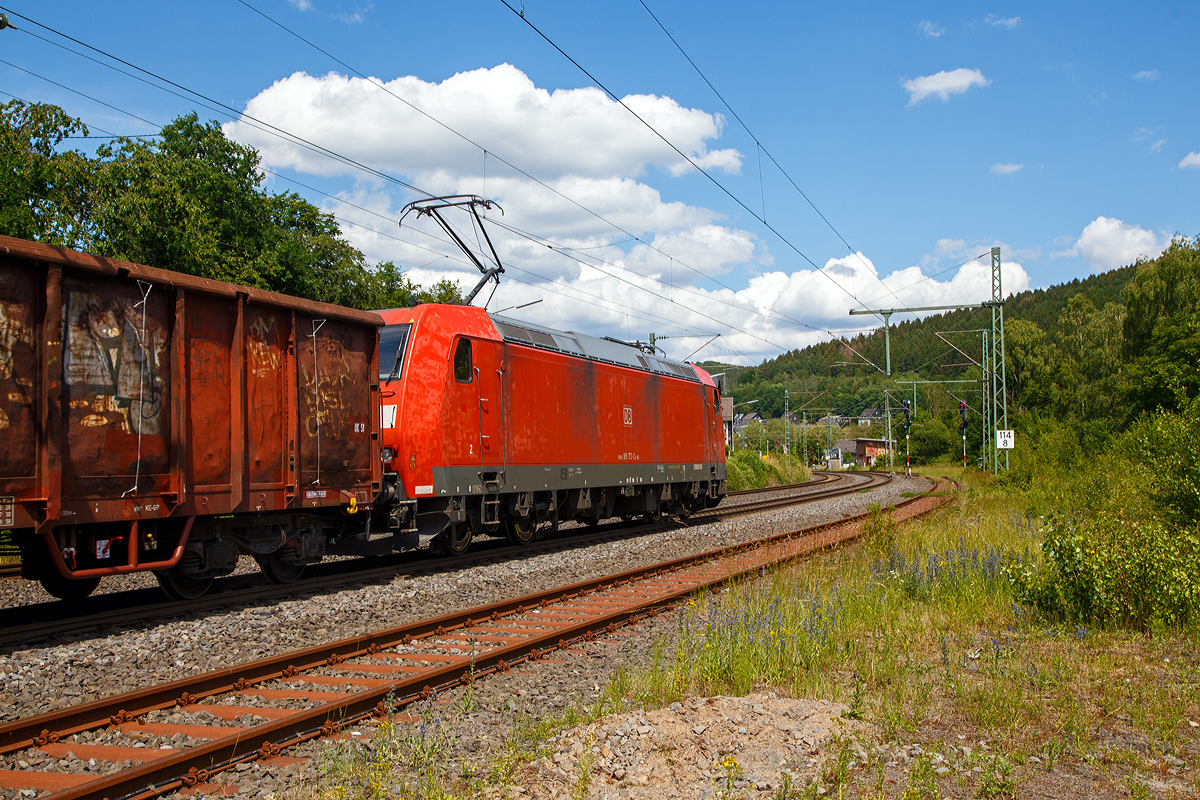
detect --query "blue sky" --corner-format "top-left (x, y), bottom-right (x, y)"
top-left (2, 1), bottom-right (1195, 363)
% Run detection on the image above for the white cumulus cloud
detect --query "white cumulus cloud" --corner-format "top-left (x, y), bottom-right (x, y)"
top-left (1073, 217), bottom-right (1165, 271)
top-left (1132, 70), bottom-right (1159, 81)
top-left (1180, 152), bottom-right (1200, 169)
top-left (902, 68), bottom-right (989, 105)
top-left (990, 162), bottom-right (1023, 175)
top-left (225, 64), bottom-right (740, 182)
top-left (918, 20), bottom-right (944, 37)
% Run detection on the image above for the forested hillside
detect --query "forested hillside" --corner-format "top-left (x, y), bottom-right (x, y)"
top-left (0, 100), bottom-right (460, 309)
top-left (712, 235), bottom-right (1199, 464)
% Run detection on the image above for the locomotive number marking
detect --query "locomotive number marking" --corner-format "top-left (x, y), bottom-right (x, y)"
top-left (0, 497), bottom-right (12, 527)
top-left (622, 406), bottom-right (633, 427)
top-left (415, 485), bottom-right (433, 496)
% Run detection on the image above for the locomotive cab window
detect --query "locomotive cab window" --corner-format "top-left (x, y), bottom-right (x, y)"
top-left (379, 323), bottom-right (413, 382)
top-left (453, 338), bottom-right (473, 383)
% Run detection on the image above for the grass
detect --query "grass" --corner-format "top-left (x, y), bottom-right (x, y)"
top-left (294, 466), bottom-right (1200, 798)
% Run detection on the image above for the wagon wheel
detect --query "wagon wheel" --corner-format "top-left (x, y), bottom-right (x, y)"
top-left (435, 524), bottom-right (473, 556)
top-left (505, 515), bottom-right (536, 546)
top-left (619, 514), bottom-right (635, 524)
top-left (644, 509), bottom-right (663, 524)
top-left (155, 566), bottom-right (214, 600)
top-left (256, 551), bottom-right (306, 584)
top-left (38, 571), bottom-right (100, 601)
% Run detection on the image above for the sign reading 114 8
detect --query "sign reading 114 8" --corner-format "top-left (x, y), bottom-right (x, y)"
top-left (996, 430), bottom-right (1015, 449)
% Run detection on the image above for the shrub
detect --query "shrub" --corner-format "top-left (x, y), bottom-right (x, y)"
top-left (1121, 395), bottom-right (1200, 528)
top-left (1006, 511), bottom-right (1200, 630)
top-left (725, 449), bottom-right (786, 490)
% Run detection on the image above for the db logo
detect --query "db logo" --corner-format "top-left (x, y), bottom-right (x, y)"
top-left (622, 406), bottom-right (633, 427)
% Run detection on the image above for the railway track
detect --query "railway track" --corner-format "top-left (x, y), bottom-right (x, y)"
top-left (0, 472), bottom-right (886, 644)
top-left (0, 475), bottom-right (840, 584)
top-left (0, 475), bottom-right (951, 800)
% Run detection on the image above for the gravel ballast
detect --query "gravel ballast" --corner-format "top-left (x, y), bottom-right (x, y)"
top-left (0, 475), bottom-right (930, 797)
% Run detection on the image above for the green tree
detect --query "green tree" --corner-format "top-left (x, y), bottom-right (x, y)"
top-left (1121, 235), bottom-right (1200, 417)
top-left (910, 417), bottom-right (954, 464)
top-left (0, 100), bottom-right (93, 246)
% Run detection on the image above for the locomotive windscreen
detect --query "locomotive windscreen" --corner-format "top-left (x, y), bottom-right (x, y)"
top-left (380, 323), bottom-right (413, 381)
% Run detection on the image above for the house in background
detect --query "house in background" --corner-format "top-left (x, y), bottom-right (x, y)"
top-left (733, 411), bottom-right (764, 432)
top-left (857, 408), bottom-right (883, 427)
top-left (834, 437), bottom-right (890, 467)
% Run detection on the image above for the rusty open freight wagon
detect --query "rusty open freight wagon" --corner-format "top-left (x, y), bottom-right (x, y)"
top-left (0, 235), bottom-right (382, 599)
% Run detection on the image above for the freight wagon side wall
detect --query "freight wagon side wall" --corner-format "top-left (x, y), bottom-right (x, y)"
top-left (0, 236), bottom-right (382, 541)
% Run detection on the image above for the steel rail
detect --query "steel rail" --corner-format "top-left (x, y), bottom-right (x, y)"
top-left (0, 477), bottom-right (952, 800)
top-left (0, 475), bottom-right (834, 584)
top-left (0, 473), bottom-right (882, 644)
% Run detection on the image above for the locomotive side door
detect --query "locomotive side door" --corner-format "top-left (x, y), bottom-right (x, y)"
top-left (473, 340), bottom-right (505, 476)
top-left (705, 385), bottom-right (719, 466)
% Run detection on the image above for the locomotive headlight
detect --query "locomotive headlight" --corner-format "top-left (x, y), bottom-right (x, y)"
top-left (380, 447), bottom-right (395, 464)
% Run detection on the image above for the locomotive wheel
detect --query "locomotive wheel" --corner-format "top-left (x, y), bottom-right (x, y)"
top-left (257, 552), bottom-right (305, 584)
top-left (435, 524), bottom-right (473, 556)
top-left (38, 571), bottom-right (101, 601)
top-left (155, 567), bottom-right (214, 600)
top-left (505, 515), bottom-right (536, 546)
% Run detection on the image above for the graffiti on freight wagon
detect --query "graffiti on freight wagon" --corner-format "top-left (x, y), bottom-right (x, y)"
top-left (300, 332), bottom-right (355, 443)
top-left (0, 299), bottom-right (36, 432)
top-left (64, 291), bottom-right (167, 436)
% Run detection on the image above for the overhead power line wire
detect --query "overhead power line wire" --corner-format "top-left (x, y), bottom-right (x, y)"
top-left (862, 251), bottom-right (991, 307)
top-left (6, 7), bottom-right (812, 362)
top-left (0, 10), bottom-right (432, 198)
top-left (233, 0), bottom-right (871, 346)
top-left (3, 58), bottom-right (716, 345)
top-left (496, 0), bottom-right (885, 327)
top-left (637, 0), bottom-right (911, 314)
top-left (0, 58), bottom-right (161, 130)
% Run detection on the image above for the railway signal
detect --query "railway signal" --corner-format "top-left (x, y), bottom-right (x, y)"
top-left (959, 401), bottom-right (968, 468)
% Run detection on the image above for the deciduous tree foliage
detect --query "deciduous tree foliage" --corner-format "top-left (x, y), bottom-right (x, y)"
top-left (0, 101), bottom-right (460, 310)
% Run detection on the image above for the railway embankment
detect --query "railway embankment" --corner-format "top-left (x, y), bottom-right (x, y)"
top-left (293, 466), bottom-right (1198, 800)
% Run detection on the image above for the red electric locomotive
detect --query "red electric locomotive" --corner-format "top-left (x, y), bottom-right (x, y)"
top-left (375, 303), bottom-right (727, 555)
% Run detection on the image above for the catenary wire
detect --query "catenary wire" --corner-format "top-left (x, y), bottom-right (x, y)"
top-left (635, 0), bottom-right (912, 313)
top-left (7, 7), bottom-right (861, 362)
top-left (496, 0), bottom-right (886, 327)
top-left (232, 0), bottom-right (885, 344)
